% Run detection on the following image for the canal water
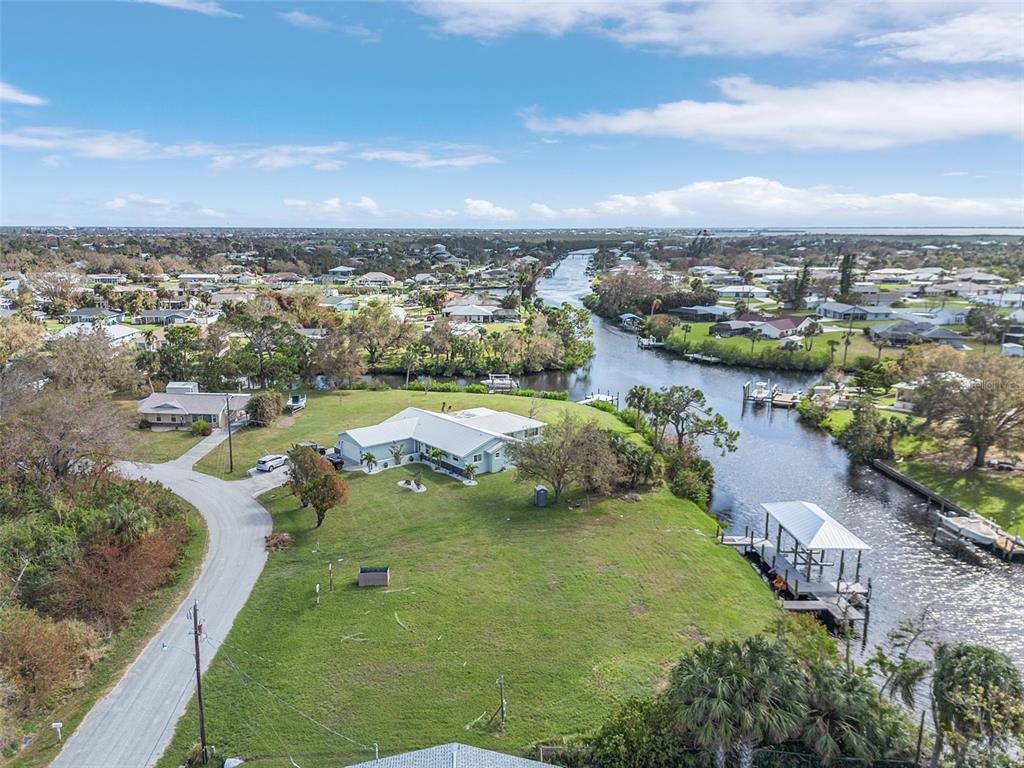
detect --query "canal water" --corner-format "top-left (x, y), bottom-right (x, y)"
top-left (527, 253), bottom-right (1024, 667)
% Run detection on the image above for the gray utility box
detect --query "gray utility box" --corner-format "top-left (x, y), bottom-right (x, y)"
top-left (358, 566), bottom-right (390, 587)
top-left (534, 485), bottom-right (548, 507)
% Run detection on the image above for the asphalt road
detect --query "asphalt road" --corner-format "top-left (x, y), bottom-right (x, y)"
top-left (51, 432), bottom-right (281, 768)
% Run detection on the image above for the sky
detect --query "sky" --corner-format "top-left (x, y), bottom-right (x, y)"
top-left (1, 0), bottom-right (1022, 228)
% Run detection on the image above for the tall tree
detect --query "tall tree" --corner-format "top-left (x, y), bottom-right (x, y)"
top-left (348, 301), bottom-right (418, 368)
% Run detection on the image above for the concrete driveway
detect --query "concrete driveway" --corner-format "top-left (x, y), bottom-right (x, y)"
top-left (51, 431), bottom-right (284, 768)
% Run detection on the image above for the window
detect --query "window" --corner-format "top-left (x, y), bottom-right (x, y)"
top-left (473, 454), bottom-right (482, 463)
top-left (155, 415), bottom-right (162, 422)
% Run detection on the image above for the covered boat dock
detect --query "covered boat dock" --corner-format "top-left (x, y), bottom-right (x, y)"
top-left (721, 500), bottom-right (872, 634)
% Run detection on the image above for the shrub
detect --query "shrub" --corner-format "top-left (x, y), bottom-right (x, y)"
top-left (795, 397), bottom-right (829, 428)
top-left (587, 696), bottom-right (700, 768)
top-left (431, 381), bottom-right (462, 392)
top-left (540, 390), bottom-right (569, 400)
top-left (245, 390), bottom-right (284, 426)
top-left (264, 532), bottom-right (293, 551)
top-left (53, 523), bottom-right (187, 632)
top-left (587, 399), bottom-right (618, 414)
top-left (405, 381), bottom-right (426, 391)
top-left (190, 419), bottom-right (212, 437)
top-left (0, 607), bottom-right (93, 714)
top-left (464, 383), bottom-right (488, 394)
top-left (670, 468), bottom-right (710, 508)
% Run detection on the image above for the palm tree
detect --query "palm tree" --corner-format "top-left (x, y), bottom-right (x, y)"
top-left (827, 338), bottom-right (840, 363)
top-left (360, 451), bottom-right (378, 473)
top-left (748, 328), bottom-right (763, 354)
top-left (625, 385), bottom-right (653, 430)
top-left (804, 320), bottom-right (822, 350)
top-left (463, 462), bottom-right (477, 482)
top-left (842, 330), bottom-right (854, 366)
top-left (680, 323), bottom-right (693, 347)
top-left (426, 447), bottom-right (444, 469)
top-left (669, 637), bottom-right (804, 768)
top-left (388, 441), bottom-right (404, 467)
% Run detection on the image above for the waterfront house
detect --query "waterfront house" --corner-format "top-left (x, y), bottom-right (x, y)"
top-left (813, 302), bottom-right (893, 322)
top-left (868, 321), bottom-right (965, 348)
top-left (710, 320), bottom-right (755, 337)
top-left (137, 391), bottom-right (250, 430)
top-left (669, 304), bottom-right (733, 322)
top-left (443, 304), bottom-right (496, 323)
top-left (335, 407), bottom-right (545, 475)
top-left (755, 316), bottom-right (814, 339)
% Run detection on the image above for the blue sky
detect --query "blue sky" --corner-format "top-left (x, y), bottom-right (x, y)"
top-left (1, 0), bottom-right (1022, 227)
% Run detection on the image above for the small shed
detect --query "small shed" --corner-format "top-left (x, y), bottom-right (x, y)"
top-left (358, 566), bottom-right (390, 588)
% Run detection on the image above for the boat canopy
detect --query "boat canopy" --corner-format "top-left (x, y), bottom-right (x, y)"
top-left (761, 501), bottom-right (871, 552)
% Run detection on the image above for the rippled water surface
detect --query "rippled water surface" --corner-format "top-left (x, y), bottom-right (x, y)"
top-left (526, 254), bottom-right (1024, 666)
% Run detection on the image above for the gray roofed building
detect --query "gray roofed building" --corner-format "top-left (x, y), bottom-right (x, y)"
top-left (868, 321), bottom-right (964, 348)
top-left (137, 391), bottom-right (251, 430)
top-left (67, 306), bottom-right (124, 324)
top-left (345, 743), bottom-right (553, 768)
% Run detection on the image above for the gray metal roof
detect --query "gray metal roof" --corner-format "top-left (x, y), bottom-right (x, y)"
top-left (345, 743), bottom-right (553, 768)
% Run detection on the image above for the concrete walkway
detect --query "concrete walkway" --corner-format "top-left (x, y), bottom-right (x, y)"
top-left (51, 431), bottom-right (283, 768)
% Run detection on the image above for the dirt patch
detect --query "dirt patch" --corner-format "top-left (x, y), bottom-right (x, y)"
top-left (546, 577), bottom-right (563, 589)
top-left (586, 554), bottom-right (614, 572)
top-left (630, 602), bottom-right (649, 615)
top-left (678, 626), bottom-right (707, 644)
top-left (277, 415), bottom-right (297, 428)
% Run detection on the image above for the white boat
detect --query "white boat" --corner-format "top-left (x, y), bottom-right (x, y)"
top-left (750, 381), bottom-right (771, 403)
top-left (941, 515), bottom-right (1000, 546)
top-left (481, 373), bottom-right (519, 392)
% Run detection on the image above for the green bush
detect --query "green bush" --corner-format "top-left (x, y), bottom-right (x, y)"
top-left (405, 381), bottom-right (426, 391)
top-left (464, 383), bottom-right (488, 394)
top-left (795, 397), bottom-right (828, 428)
top-left (190, 419), bottom-right (212, 437)
top-left (618, 407), bottom-right (649, 431)
top-left (587, 399), bottom-right (618, 414)
top-left (670, 468), bottom-right (710, 508)
top-left (245, 390), bottom-right (284, 426)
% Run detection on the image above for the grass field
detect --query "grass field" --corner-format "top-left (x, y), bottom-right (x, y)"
top-left (116, 401), bottom-right (204, 463)
top-left (8, 507), bottom-right (207, 768)
top-left (159, 452), bottom-right (777, 767)
top-left (195, 390), bottom-right (635, 479)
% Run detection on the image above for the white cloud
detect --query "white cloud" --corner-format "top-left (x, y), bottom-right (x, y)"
top-left (105, 193), bottom-right (172, 211)
top-left (200, 207), bottom-right (226, 218)
top-left (413, 1), bottom-right (863, 55)
top-left (283, 198), bottom-right (308, 207)
top-left (529, 202), bottom-right (558, 219)
top-left (343, 24), bottom-right (382, 42)
top-left (352, 196), bottom-right (380, 215)
top-left (525, 76), bottom-right (1023, 150)
top-left (41, 155), bottom-right (62, 169)
top-left (464, 198), bottom-right (516, 220)
top-left (585, 176), bottom-right (1021, 225)
top-left (858, 8), bottom-right (1024, 63)
top-left (356, 149), bottom-right (499, 168)
top-left (136, 0), bottom-right (240, 18)
top-left (1, 127), bottom-right (349, 170)
top-left (284, 196), bottom-right (381, 217)
top-left (1, 81), bottom-right (48, 106)
top-left (278, 10), bottom-right (334, 29)
top-left (942, 171), bottom-right (969, 177)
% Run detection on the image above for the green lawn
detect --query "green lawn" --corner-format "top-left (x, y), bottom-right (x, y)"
top-left (159, 463), bottom-right (777, 767)
top-left (897, 460), bottom-right (1024, 535)
top-left (116, 401), bottom-right (204, 463)
top-left (195, 390), bottom-right (635, 479)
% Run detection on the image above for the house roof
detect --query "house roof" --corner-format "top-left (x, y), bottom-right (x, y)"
top-left (345, 743), bottom-right (549, 768)
top-left (446, 304), bottom-right (495, 317)
top-left (137, 391), bottom-right (250, 416)
top-left (54, 322), bottom-right (140, 343)
top-left (763, 317), bottom-right (804, 331)
top-left (69, 307), bottom-right (121, 318)
top-left (762, 501), bottom-right (870, 552)
top-left (340, 407), bottom-right (545, 457)
top-left (356, 272), bottom-right (395, 282)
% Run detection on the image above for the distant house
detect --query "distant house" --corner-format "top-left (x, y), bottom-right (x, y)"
top-left (756, 316), bottom-right (813, 339)
top-left (869, 321), bottom-right (965, 348)
top-left (443, 304), bottom-right (496, 323)
top-left (53, 322), bottom-right (141, 347)
top-left (264, 271), bottom-right (304, 286)
top-left (669, 304), bottom-right (733, 322)
top-left (137, 391), bottom-right (250, 430)
top-left (813, 302), bottom-right (893, 322)
top-left (134, 308), bottom-right (197, 325)
top-left (326, 265), bottom-right (356, 283)
top-left (344, 744), bottom-right (550, 768)
top-left (90, 273), bottom-right (128, 285)
top-left (710, 320), bottom-right (755, 337)
top-left (209, 288), bottom-right (258, 306)
top-left (67, 307), bottom-right (124, 324)
top-left (354, 272), bottom-right (396, 289)
top-left (714, 284), bottom-right (770, 299)
top-left (178, 273), bottom-right (220, 284)
top-left (335, 407), bottom-right (545, 475)
top-left (319, 295), bottom-right (357, 312)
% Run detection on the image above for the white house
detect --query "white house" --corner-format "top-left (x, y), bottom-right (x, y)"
top-left (327, 265), bottom-right (356, 283)
top-left (336, 407), bottom-right (545, 475)
top-left (714, 284), bottom-right (770, 299)
top-left (354, 272), bottom-right (396, 289)
top-left (178, 273), bottom-right (220, 284)
top-left (53, 322), bottom-right (142, 347)
top-left (442, 304), bottom-right (496, 323)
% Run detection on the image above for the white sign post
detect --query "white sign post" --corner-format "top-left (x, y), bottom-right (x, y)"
top-left (51, 722), bottom-right (63, 741)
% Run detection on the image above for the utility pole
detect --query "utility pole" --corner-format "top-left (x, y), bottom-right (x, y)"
top-left (192, 601), bottom-right (209, 765)
top-left (225, 394), bottom-right (234, 474)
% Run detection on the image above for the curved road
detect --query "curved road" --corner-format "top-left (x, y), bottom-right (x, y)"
top-left (52, 432), bottom-right (281, 768)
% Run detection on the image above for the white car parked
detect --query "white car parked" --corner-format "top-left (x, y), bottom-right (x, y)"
top-left (255, 454), bottom-right (287, 472)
